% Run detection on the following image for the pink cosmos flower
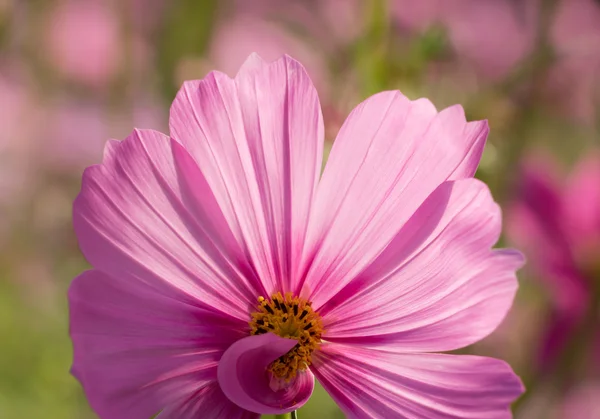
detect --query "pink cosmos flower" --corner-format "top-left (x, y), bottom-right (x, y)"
top-left (507, 153), bottom-right (600, 368)
top-left (69, 54), bottom-right (524, 418)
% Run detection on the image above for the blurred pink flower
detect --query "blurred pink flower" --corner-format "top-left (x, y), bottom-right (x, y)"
top-left (45, 101), bottom-right (112, 169)
top-left (0, 74), bottom-right (27, 152)
top-left (45, 0), bottom-right (121, 88)
top-left (231, 0), bottom-right (364, 46)
top-left (127, 0), bottom-right (170, 33)
top-left (69, 54), bottom-right (524, 417)
top-left (392, 0), bottom-right (538, 80)
top-left (313, 0), bottom-right (364, 43)
top-left (548, 0), bottom-right (600, 123)
top-left (0, 72), bottom-right (37, 204)
top-left (45, 98), bottom-right (166, 170)
top-left (443, 0), bottom-right (538, 81)
top-left (561, 382), bottom-right (600, 419)
top-left (391, 0), bottom-right (444, 32)
top-left (393, 0), bottom-right (600, 120)
top-left (507, 152), bottom-right (600, 367)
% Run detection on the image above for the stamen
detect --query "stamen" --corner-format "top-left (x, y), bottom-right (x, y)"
top-left (249, 292), bottom-right (324, 382)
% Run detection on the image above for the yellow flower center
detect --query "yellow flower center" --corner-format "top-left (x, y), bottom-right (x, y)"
top-left (249, 292), bottom-right (323, 381)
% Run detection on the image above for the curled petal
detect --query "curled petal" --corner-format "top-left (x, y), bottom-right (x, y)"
top-left (218, 333), bottom-right (314, 414)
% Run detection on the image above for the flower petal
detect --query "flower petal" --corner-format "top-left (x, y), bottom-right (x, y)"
top-left (312, 343), bottom-right (524, 419)
top-left (319, 179), bottom-right (523, 352)
top-left (507, 155), bottom-right (569, 257)
top-left (69, 270), bottom-right (246, 419)
top-left (158, 382), bottom-right (259, 419)
top-left (538, 310), bottom-right (582, 369)
top-left (218, 333), bottom-right (314, 414)
top-left (299, 91), bottom-right (488, 306)
top-left (170, 54), bottom-right (324, 294)
top-left (564, 151), bottom-right (600, 250)
top-left (74, 129), bottom-right (260, 320)
top-left (506, 156), bottom-right (587, 312)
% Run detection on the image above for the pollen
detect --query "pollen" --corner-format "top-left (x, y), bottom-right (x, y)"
top-left (249, 292), bottom-right (323, 382)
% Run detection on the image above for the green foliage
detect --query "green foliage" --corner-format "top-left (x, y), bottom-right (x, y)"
top-left (156, 0), bottom-right (218, 99)
top-left (0, 281), bottom-right (94, 418)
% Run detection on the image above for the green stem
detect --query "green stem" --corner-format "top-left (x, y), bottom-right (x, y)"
top-left (274, 411), bottom-right (297, 419)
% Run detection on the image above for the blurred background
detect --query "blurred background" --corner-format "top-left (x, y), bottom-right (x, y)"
top-left (0, 0), bottom-right (599, 418)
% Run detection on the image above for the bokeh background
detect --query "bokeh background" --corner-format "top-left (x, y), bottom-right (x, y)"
top-left (1, 0), bottom-right (599, 418)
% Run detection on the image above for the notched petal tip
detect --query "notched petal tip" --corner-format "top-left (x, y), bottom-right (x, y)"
top-left (217, 333), bottom-right (314, 415)
top-left (102, 138), bottom-right (122, 162)
top-left (235, 52), bottom-right (314, 84)
top-left (180, 52), bottom-right (309, 89)
top-left (235, 53), bottom-right (268, 77)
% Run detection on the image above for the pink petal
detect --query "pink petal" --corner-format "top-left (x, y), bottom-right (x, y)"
top-left (298, 91), bottom-right (487, 307)
top-left (508, 201), bottom-right (587, 313)
top-left (319, 179), bottom-right (523, 352)
top-left (312, 343), bottom-right (524, 419)
top-left (69, 270), bottom-right (247, 419)
top-left (509, 155), bottom-right (568, 251)
top-left (564, 152), bottom-right (600, 251)
top-left (217, 333), bottom-right (314, 414)
top-left (158, 382), bottom-right (258, 419)
top-left (506, 156), bottom-right (588, 312)
top-left (170, 54), bottom-right (324, 294)
top-left (538, 310), bottom-right (583, 369)
top-left (74, 129), bottom-right (261, 320)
